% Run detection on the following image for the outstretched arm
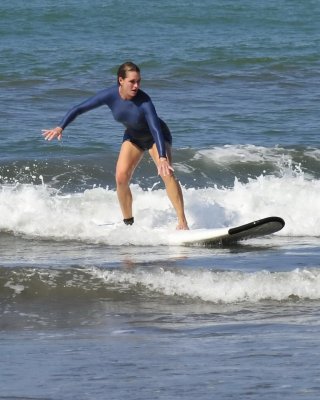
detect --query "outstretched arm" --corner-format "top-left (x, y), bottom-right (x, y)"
top-left (42, 88), bottom-right (111, 141)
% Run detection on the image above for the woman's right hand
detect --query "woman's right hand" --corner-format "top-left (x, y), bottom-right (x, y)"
top-left (42, 127), bottom-right (63, 141)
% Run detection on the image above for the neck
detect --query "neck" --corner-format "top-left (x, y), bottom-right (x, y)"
top-left (119, 86), bottom-right (129, 100)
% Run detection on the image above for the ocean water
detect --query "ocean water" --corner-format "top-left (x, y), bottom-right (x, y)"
top-left (1, 0), bottom-right (320, 399)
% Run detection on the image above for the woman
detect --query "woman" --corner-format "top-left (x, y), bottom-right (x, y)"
top-left (42, 62), bottom-right (189, 229)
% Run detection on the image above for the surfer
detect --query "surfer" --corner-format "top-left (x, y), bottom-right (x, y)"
top-left (42, 62), bottom-right (189, 230)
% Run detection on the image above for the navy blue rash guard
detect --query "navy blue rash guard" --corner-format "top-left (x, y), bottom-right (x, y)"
top-left (58, 85), bottom-right (172, 158)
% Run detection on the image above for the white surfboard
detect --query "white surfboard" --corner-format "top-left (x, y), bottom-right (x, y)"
top-left (167, 216), bottom-right (285, 246)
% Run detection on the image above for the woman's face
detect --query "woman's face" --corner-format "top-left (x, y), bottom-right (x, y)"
top-left (119, 71), bottom-right (141, 100)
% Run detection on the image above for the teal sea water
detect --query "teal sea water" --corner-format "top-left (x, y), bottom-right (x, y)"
top-left (1, 1), bottom-right (320, 399)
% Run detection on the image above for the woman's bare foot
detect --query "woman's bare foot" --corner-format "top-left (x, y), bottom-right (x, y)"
top-left (176, 220), bottom-right (189, 230)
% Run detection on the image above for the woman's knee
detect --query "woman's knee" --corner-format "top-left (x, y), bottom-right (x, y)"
top-left (160, 172), bottom-right (176, 186)
top-left (115, 169), bottom-right (131, 186)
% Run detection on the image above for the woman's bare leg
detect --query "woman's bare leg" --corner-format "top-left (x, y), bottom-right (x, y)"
top-left (149, 143), bottom-right (189, 230)
top-left (115, 141), bottom-right (143, 221)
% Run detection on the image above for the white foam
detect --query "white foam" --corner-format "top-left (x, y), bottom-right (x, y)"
top-left (4, 281), bottom-right (25, 295)
top-left (88, 266), bottom-right (320, 303)
top-left (1, 163), bottom-right (320, 244)
top-left (194, 144), bottom-right (289, 164)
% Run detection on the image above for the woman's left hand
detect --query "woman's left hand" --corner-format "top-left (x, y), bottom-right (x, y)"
top-left (157, 157), bottom-right (174, 176)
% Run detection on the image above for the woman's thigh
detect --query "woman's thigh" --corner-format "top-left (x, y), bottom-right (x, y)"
top-left (116, 140), bottom-right (144, 183)
top-left (148, 142), bottom-right (172, 165)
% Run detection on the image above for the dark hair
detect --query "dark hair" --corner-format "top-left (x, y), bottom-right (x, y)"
top-left (117, 62), bottom-right (140, 85)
